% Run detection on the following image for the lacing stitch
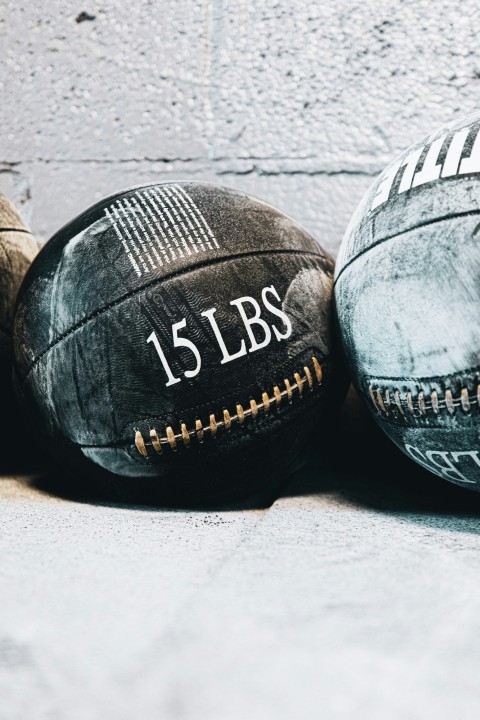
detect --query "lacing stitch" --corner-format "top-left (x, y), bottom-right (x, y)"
top-left (134, 356), bottom-right (323, 456)
top-left (368, 383), bottom-right (480, 418)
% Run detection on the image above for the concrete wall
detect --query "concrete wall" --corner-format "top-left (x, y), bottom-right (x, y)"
top-left (2, 0), bottom-right (479, 253)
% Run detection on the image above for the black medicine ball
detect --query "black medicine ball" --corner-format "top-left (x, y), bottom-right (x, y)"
top-left (14, 182), bottom-right (344, 504)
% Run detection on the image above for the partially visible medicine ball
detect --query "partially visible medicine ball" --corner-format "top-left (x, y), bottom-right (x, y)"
top-left (14, 182), bottom-right (344, 504)
top-left (0, 194), bottom-right (37, 451)
top-left (335, 111), bottom-right (480, 490)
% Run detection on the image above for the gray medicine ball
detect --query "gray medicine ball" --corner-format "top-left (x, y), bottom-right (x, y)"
top-left (335, 111), bottom-right (480, 490)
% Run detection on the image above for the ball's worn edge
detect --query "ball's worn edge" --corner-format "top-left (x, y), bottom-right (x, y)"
top-left (134, 356), bottom-right (324, 456)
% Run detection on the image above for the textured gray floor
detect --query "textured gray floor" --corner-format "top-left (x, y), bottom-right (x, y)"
top-left (3, 1), bottom-right (480, 717)
top-left (2, 400), bottom-right (480, 720)
top-left (0, 477), bottom-right (266, 719)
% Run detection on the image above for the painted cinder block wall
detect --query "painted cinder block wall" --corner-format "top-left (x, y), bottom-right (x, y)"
top-left (1, 0), bottom-right (479, 252)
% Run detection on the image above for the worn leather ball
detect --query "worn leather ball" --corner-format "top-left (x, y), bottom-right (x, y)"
top-left (335, 111), bottom-right (480, 490)
top-left (0, 194), bottom-right (37, 452)
top-left (14, 182), bottom-right (343, 504)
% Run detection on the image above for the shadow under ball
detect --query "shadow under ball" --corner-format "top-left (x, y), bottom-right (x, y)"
top-left (0, 194), bottom-right (37, 453)
top-left (13, 182), bottom-right (345, 504)
top-left (335, 111), bottom-right (480, 490)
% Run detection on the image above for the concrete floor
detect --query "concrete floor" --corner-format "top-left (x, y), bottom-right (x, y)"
top-left (2, 399), bottom-right (480, 720)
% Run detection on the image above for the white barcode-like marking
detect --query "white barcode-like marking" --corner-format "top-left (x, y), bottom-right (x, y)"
top-left (104, 184), bottom-right (220, 278)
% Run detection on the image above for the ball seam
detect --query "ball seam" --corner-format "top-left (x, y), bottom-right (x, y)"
top-left (334, 208), bottom-right (480, 287)
top-left (18, 248), bottom-right (331, 385)
top-left (133, 355), bottom-right (324, 456)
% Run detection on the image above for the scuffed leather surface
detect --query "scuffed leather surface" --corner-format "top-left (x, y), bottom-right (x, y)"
top-left (335, 113), bottom-right (480, 489)
top-left (14, 183), bottom-right (344, 503)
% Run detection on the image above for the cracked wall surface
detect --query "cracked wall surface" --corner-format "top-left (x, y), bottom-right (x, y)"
top-left (2, 0), bottom-right (480, 251)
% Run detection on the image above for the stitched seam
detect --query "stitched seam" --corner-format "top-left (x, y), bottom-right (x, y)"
top-left (368, 383), bottom-right (480, 418)
top-left (334, 209), bottom-right (480, 286)
top-left (133, 356), bottom-right (324, 456)
top-left (59, 352), bottom-right (329, 449)
top-left (128, 354), bottom-right (330, 422)
top-left (20, 249), bottom-right (329, 384)
top-left (0, 227), bottom-right (33, 235)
